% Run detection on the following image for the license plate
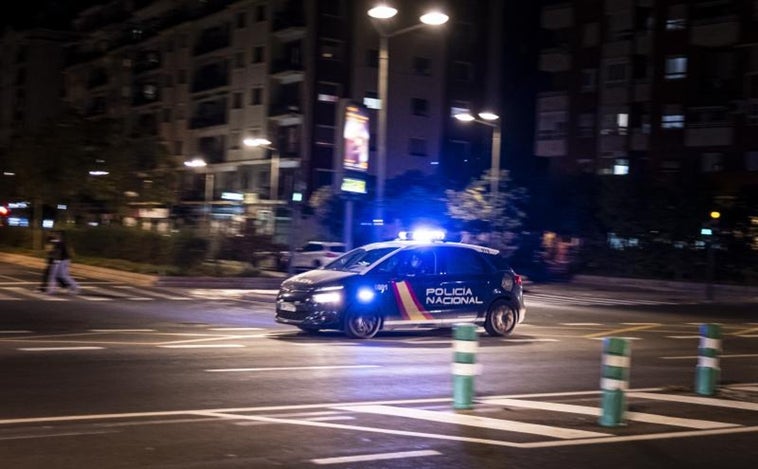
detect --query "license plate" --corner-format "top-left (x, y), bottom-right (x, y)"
top-left (279, 302), bottom-right (297, 312)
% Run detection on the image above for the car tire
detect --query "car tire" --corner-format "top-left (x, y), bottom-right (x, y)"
top-left (484, 299), bottom-right (517, 337)
top-left (344, 311), bottom-right (381, 339)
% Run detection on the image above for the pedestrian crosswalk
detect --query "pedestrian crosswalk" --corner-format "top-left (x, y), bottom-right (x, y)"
top-left (526, 292), bottom-right (684, 307)
top-left (0, 283), bottom-right (214, 302)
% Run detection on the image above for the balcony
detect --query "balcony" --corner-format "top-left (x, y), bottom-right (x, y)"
top-left (191, 62), bottom-right (229, 93)
top-left (193, 25), bottom-right (231, 56)
top-left (691, 16), bottom-right (739, 47)
top-left (273, 11), bottom-right (306, 42)
top-left (535, 129), bottom-right (566, 157)
top-left (539, 48), bottom-right (571, 72)
top-left (271, 59), bottom-right (305, 83)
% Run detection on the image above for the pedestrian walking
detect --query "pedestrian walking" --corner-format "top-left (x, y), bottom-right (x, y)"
top-left (46, 231), bottom-right (79, 294)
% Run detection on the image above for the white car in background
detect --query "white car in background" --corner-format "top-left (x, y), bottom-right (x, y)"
top-left (281, 241), bottom-right (346, 272)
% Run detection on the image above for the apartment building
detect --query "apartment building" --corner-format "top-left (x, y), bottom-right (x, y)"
top-left (535, 0), bottom-right (758, 197)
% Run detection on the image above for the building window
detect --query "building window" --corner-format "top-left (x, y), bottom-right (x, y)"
top-left (666, 5), bottom-right (686, 30)
top-left (662, 114), bottom-right (685, 129)
top-left (317, 82), bottom-right (340, 103)
top-left (411, 98), bottom-right (429, 117)
top-left (232, 92), bottom-right (242, 109)
top-left (178, 69), bottom-right (187, 84)
top-left (600, 112), bottom-right (628, 135)
top-left (235, 51), bottom-right (245, 68)
top-left (746, 151), bottom-right (758, 171)
top-left (174, 141), bottom-right (183, 155)
top-left (613, 159), bottom-right (630, 175)
top-left (409, 138), bottom-right (427, 156)
top-left (413, 56), bottom-right (431, 76)
top-left (701, 153), bottom-right (723, 172)
top-left (578, 113), bottom-right (595, 137)
top-left (605, 61), bottom-right (628, 86)
top-left (319, 39), bottom-right (343, 60)
top-left (364, 91), bottom-right (380, 110)
top-left (236, 12), bottom-right (246, 28)
top-left (665, 56), bottom-right (687, 79)
top-left (250, 87), bottom-right (262, 105)
top-left (582, 23), bottom-right (599, 47)
top-left (256, 5), bottom-right (266, 22)
top-left (230, 132), bottom-right (240, 149)
top-left (252, 46), bottom-right (264, 64)
top-left (162, 108), bottom-right (172, 122)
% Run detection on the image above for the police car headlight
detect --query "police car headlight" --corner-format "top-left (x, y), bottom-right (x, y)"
top-left (312, 286), bottom-right (344, 304)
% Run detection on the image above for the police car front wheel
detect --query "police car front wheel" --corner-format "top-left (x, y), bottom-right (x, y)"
top-left (344, 312), bottom-right (381, 339)
top-left (484, 300), bottom-right (517, 337)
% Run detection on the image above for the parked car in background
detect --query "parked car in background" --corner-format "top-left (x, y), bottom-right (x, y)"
top-left (280, 241), bottom-right (346, 272)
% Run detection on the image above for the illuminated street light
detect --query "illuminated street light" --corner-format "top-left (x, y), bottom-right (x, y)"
top-left (184, 157), bottom-right (213, 230)
top-left (454, 111), bottom-right (502, 196)
top-left (368, 4), bottom-right (448, 240)
top-left (183, 157), bottom-right (207, 168)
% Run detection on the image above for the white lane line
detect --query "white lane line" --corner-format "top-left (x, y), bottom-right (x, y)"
top-left (89, 329), bottom-right (156, 333)
top-left (482, 398), bottom-right (737, 429)
top-left (114, 285), bottom-right (190, 300)
top-left (7, 287), bottom-right (67, 301)
top-left (206, 365), bottom-right (381, 372)
top-left (208, 327), bottom-right (264, 331)
top-left (306, 416), bottom-right (355, 422)
top-left (0, 430), bottom-right (118, 441)
top-left (561, 323), bottom-right (603, 326)
top-left (0, 330), bottom-right (32, 334)
top-left (159, 344), bottom-right (245, 349)
top-left (335, 405), bottom-right (609, 440)
top-left (589, 337), bottom-right (643, 341)
top-left (18, 346), bottom-right (105, 352)
top-left (666, 336), bottom-right (701, 339)
top-left (628, 392), bottom-right (758, 411)
top-left (311, 449), bottom-right (441, 465)
top-left (661, 353), bottom-right (758, 360)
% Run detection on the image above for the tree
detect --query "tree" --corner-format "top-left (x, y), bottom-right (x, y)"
top-left (445, 169), bottom-right (528, 256)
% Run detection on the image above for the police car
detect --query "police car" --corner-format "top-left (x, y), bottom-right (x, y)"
top-left (275, 230), bottom-right (526, 339)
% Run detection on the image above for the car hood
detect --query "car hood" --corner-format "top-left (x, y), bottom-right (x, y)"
top-left (281, 269), bottom-right (358, 290)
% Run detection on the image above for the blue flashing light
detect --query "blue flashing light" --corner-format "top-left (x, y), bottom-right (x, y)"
top-left (357, 287), bottom-right (375, 303)
top-left (398, 228), bottom-right (446, 242)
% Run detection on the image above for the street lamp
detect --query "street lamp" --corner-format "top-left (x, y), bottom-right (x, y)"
top-left (244, 137), bottom-right (280, 201)
top-left (367, 4), bottom-right (449, 239)
top-left (454, 111), bottom-right (502, 196)
top-left (183, 157), bottom-right (214, 229)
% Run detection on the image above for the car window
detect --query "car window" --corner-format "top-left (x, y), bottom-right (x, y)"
top-left (303, 243), bottom-right (324, 252)
top-left (391, 249), bottom-right (436, 277)
top-left (330, 245), bottom-right (346, 253)
top-left (325, 246), bottom-right (398, 271)
top-left (438, 247), bottom-right (489, 275)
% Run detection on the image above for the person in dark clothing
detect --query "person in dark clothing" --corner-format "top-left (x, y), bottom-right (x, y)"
top-left (38, 234), bottom-right (67, 291)
top-left (46, 231), bottom-right (79, 294)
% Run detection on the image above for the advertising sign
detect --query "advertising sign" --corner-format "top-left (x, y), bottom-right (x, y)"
top-left (342, 104), bottom-right (370, 172)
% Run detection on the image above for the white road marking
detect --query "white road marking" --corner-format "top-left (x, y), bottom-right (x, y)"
top-left (661, 354), bottom-right (758, 360)
top-left (628, 392), bottom-right (758, 411)
top-left (159, 344), bottom-right (245, 349)
top-left (7, 287), bottom-right (66, 301)
top-left (311, 449), bottom-right (441, 465)
top-left (114, 285), bottom-right (190, 300)
top-left (89, 329), bottom-right (156, 333)
top-left (206, 365), bottom-right (381, 372)
top-left (0, 430), bottom-right (118, 441)
top-left (208, 327), bottom-right (264, 331)
top-left (335, 405), bottom-right (609, 439)
top-left (666, 336), bottom-right (701, 339)
top-left (561, 323), bottom-right (603, 326)
top-left (18, 346), bottom-right (104, 351)
top-left (0, 330), bottom-right (32, 334)
top-left (482, 398), bottom-right (737, 429)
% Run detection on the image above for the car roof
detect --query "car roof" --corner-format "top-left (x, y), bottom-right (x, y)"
top-left (360, 240), bottom-right (500, 256)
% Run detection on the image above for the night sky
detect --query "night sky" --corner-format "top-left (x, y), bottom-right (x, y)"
top-left (1, 0), bottom-right (100, 30)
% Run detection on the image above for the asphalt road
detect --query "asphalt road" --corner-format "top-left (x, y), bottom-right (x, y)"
top-left (1, 262), bottom-right (756, 468)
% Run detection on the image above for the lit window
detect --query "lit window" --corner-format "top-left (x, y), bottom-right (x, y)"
top-left (662, 114), bottom-right (685, 129)
top-left (665, 56), bottom-right (687, 79)
top-left (613, 159), bottom-right (629, 175)
top-left (666, 5), bottom-right (686, 30)
top-left (617, 113), bottom-right (628, 135)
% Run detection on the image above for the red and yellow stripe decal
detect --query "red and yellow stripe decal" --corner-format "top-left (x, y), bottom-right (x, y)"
top-left (392, 281), bottom-right (433, 321)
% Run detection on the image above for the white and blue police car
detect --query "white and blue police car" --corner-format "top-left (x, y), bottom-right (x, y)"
top-left (275, 230), bottom-right (526, 339)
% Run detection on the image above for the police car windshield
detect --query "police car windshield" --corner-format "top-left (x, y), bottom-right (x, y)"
top-left (323, 246), bottom-right (399, 272)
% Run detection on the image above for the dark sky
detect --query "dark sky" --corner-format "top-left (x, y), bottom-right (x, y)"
top-left (2, 0), bottom-right (100, 31)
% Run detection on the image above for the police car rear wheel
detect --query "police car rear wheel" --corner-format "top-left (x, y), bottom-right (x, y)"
top-left (484, 300), bottom-right (517, 337)
top-left (344, 312), bottom-right (381, 339)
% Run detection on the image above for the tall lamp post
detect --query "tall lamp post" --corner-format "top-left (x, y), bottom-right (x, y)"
top-left (367, 4), bottom-right (448, 239)
top-left (454, 111), bottom-right (501, 196)
top-left (183, 157), bottom-right (214, 230)
top-left (243, 137), bottom-right (280, 201)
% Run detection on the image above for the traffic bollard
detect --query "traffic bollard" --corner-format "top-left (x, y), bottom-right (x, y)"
top-left (599, 337), bottom-right (630, 427)
top-left (452, 323), bottom-right (479, 410)
top-left (695, 323), bottom-right (722, 396)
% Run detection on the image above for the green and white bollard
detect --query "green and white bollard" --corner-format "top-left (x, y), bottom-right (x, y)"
top-left (452, 323), bottom-right (479, 410)
top-left (695, 323), bottom-right (722, 396)
top-left (599, 337), bottom-right (631, 427)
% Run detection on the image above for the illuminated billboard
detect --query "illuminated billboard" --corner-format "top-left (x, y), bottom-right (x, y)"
top-left (342, 104), bottom-right (370, 172)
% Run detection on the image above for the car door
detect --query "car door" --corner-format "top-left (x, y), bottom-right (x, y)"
top-left (431, 246), bottom-right (492, 321)
top-left (383, 248), bottom-right (445, 325)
